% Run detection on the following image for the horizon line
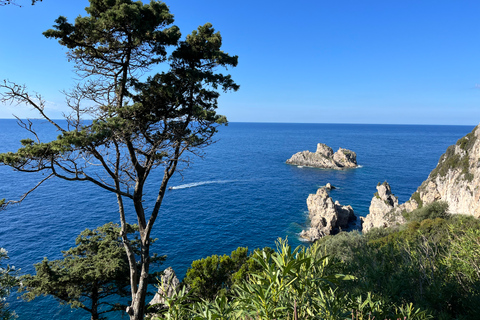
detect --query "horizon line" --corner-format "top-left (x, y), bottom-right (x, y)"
top-left (0, 118), bottom-right (477, 127)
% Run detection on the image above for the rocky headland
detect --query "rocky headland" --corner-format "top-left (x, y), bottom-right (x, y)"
top-left (412, 125), bottom-right (480, 218)
top-left (300, 186), bottom-right (357, 242)
top-left (286, 143), bottom-right (358, 169)
top-left (362, 124), bottom-right (480, 232)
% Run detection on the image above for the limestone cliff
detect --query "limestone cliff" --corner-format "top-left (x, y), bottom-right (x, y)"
top-left (286, 143), bottom-right (358, 169)
top-left (300, 186), bottom-right (356, 242)
top-left (413, 124), bottom-right (480, 218)
top-left (362, 124), bottom-right (480, 232)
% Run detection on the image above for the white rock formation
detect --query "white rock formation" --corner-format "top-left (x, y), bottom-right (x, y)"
top-left (325, 183), bottom-right (336, 190)
top-left (361, 182), bottom-right (409, 232)
top-left (362, 124), bottom-right (480, 233)
top-left (286, 143), bottom-right (358, 169)
top-left (300, 187), bottom-right (356, 242)
top-left (413, 124), bottom-right (480, 218)
top-left (149, 267), bottom-right (181, 307)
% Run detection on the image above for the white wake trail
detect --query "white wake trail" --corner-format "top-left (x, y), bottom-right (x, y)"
top-left (169, 180), bottom-right (240, 190)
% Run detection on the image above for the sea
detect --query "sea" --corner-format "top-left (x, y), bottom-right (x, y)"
top-left (0, 119), bottom-right (475, 319)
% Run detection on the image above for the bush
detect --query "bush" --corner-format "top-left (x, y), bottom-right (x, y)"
top-left (155, 239), bottom-right (433, 320)
top-left (403, 201), bottom-right (449, 222)
top-left (316, 231), bottom-right (365, 263)
top-left (182, 246), bottom-right (275, 301)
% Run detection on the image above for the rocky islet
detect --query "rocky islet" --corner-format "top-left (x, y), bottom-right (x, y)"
top-left (286, 143), bottom-right (358, 169)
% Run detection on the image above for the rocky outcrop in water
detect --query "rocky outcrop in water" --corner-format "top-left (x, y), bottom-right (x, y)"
top-left (300, 187), bottom-right (356, 242)
top-left (286, 143), bottom-right (358, 169)
top-left (149, 267), bottom-right (181, 307)
top-left (325, 183), bottom-right (336, 190)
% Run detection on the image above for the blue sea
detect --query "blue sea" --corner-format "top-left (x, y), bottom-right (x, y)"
top-left (0, 120), bottom-right (475, 319)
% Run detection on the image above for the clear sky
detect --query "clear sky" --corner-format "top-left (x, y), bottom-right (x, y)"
top-left (1, 0), bottom-right (480, 125)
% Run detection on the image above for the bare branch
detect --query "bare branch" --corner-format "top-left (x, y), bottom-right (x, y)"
top-left (0, 173), bottom-right (54, 211)
top-left (1, 80), bottom-right (65, 132)
top-left (14, 116), bottom-right (40, 143)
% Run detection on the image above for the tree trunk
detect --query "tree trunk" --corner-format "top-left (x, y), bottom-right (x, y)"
top-left (125, 145), bottom-right (181, 319)
top-left (126, 236), bottom-right (151, 319)
top-left (91, 285), bottom-right (99, 320)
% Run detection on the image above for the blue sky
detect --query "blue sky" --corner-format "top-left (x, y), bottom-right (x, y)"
top-left (1, 0), bottom-right (480, 125)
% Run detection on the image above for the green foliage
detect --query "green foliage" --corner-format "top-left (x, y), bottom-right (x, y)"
top-left (43, 0), bottom-right (180, 73)
top-left (449, 213), bottom-right (480, 229)
top-left (154, 239), bottom-right (432, 320)
top-left (316, 231), bottom-right (365, 263)
top-left (182, 246), bottom-right (274, 302)
top-left (21, 223), bottom-right (164, 320)
top-left (147, 204), bottom-right (477, 320)
top-left (430, 144), bottom-right (473, 182)
top-left (443, 226), bottom-right (480, 289)
top-left (183, 247), bottom-right (249, 301)
top-left (345, 212), bottom-right (480, 319)
top-left (0, 248), bottom-right (18, 320)
top-left (363, 226), bottom-right (397, 242)
top-left (153, 285), bottom-right (192, 320)
top-left (403, 201), bottom-right (449, 222)
top-left (411, 191), bottom-right (423, 208)
top-left (456, 131), bottom-right (477, 151)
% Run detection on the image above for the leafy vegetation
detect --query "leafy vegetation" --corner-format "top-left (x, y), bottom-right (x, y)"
top-left (402, 201), bottom-right (449, 222)
top-left (21, 223), bottom-right (164, 320)
top-left (182, 247), bottom-right (274, 302)
top-left (150, 239), bottom-right (433, 320)
top-left (456, 130), bottom-right (477, 151)
top-left (317, 204), bottom-right (480, 320)
top-left (430, 141), bottom-right (474, 182)
top-left (0, 248), bottom-right (18, 320)
top-left (147, 202), bottom-right (479, 320)
top-left (428, 127), bottom-right (478, 182)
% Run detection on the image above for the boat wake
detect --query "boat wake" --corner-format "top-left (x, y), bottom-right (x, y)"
top-left (169, 180), bottom-right (240, 190)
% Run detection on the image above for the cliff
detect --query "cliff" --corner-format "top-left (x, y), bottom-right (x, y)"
top-left (300, 186), bottom-right (356, 242)
top-left (362, 124), bottom-right (480, 232)
top-left (413, 124), bottom-right (480, 218)
top-left (286, 143), bottom-right (358, 169)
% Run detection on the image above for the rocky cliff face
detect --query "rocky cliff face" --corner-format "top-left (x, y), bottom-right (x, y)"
top-left (300, 186), bottom-right (356, 242)
top-left (413, 124), bottom-right (480, 218)
top-left (286, 143), bottom-right (358, 169)
top-left (362, 124), bottom-right (480, 232)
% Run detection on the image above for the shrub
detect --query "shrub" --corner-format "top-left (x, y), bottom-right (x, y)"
top-left (403, 201), bottom-right (449, 222)
top-left (317, 231), bottom-right (365, 263)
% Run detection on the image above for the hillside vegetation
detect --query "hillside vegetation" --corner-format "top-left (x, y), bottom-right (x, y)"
top-left (149, 203), bottom-right (480, 320)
